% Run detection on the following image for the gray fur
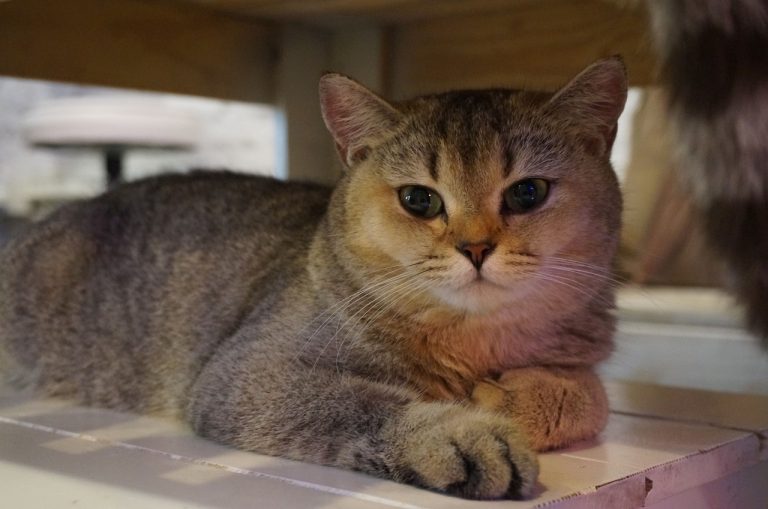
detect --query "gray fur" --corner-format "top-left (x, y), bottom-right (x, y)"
top-left (0, 59), bottom-right (627, 500)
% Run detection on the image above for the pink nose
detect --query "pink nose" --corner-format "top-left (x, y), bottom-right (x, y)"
top-left (457, 242), bottom-right (495, 270)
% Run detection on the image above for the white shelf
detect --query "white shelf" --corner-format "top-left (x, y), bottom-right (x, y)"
top-left (605, 286), bottom-right (768, 396)
top-left (1, 381), bottom-right (766, 508)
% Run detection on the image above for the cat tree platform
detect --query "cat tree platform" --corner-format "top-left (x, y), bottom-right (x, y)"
top-left (1, 380), bottom-right (766, 508)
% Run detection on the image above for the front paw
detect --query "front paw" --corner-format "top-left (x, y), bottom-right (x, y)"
top-left (471, 367), bottom-right (608, 451)
top-left (385, 402), bottom-right (538, 500)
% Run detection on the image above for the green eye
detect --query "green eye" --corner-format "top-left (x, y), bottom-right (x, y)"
top-left (503, 178), bottom-right (550, 213)
top-left (398, 185), bottom-right (444, 218)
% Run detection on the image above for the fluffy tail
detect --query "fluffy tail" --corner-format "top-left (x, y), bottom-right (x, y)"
top-left (648, 0), bottom-right (768, 345)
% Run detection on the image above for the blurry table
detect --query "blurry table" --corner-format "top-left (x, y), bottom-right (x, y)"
top-left (24, 97), bottom-right (199, 189)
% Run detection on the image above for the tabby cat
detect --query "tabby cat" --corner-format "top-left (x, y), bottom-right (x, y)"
top-left (0, 57), bottom-right (626, 500)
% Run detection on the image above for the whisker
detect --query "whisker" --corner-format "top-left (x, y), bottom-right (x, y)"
top-left (534, 272), bottom-right (614, 307)
top-left (305, 257), bottom-right (440, 337)
top-left (301, 261), bottom-right (424, 327)
top-left (545, 256), bottom-right (618, 272)
top-left (333, 278), bottom-right (428, 371)
top-left (293, 268), bottom-right (419, 361)
top-left (298, 267), bottom-right (402, 335)
top-left (531, 256), bottom-right (662, 308)
top-left (312, 270), bottom-right (431, 373)
top-left (544, 265), bottom-right (626, 287)
top-left (335, 276), bottom-right (436, 371)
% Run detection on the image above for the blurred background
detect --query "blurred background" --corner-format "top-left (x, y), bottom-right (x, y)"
top-left (0, 0), bottom-right (765, 394)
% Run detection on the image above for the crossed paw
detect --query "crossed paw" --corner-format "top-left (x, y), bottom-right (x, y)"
top-left (383, 368), bottom-right (605, 499)
top-left (388, 403), bottom-right (539, 500)
top-left (471, 367), bottom-right (609, 451)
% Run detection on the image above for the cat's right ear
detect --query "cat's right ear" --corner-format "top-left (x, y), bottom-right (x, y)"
top-left (547, 56), bottom-right (628, 158)
top-left (319, 73), bottom-right (403, 168)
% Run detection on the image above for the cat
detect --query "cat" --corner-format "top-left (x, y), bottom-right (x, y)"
top-left (0, 209), bottom-right (27, 249)
top-left (0, 57), bottom-right (626, 500)
top-left (648, 0), bottom-right (768, 346)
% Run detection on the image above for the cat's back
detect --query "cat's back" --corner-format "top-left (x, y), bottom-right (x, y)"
top-left (77, 171), bottom-right (331, 244)
top-left (6, 170), bottom-right (329, 258)
top-left (0, 171), bottom-right (331, 411)
top-left (1, 171), bottom-right (332, 293)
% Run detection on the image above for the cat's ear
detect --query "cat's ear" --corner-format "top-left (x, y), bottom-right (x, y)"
top-left (319, 73), bottom-right (403, 168)
top-left (547, 56), bottom-right (628, 157)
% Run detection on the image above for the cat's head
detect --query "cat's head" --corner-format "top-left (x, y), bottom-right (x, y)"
top-left (319, 57), bottom-right (626, 316)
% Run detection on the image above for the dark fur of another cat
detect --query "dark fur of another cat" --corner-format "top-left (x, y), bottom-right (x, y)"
top-left (649, 0), bottom-right (768, 345)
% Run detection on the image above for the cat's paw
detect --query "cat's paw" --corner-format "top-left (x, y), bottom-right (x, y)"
top-left (387, 402), bottom-right (538, 500)
top-left (471, 367), bottom-right (608, 451)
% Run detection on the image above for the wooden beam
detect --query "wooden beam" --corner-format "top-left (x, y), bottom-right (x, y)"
top-left (330, 26), bottom-right (385, 94)
top-left (326, 26), bottom-right (387, 177)
top-left (274, 26), bottom-right (336, 183)
top-left (275, 25), bottom-right (387, 184)
top-left (183, 0), bottom-right (534, 25)
top-left (388, 0), bottom-right (656, 98)
top-left (0, 0), bottom-right (276, 103)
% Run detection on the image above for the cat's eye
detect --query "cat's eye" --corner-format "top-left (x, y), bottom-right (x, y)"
top-left (398, 186), bottom-right (444, 219)
top-left (503, 178), bottom-right (550, 213)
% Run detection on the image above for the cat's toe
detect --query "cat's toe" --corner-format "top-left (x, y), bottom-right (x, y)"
top-left (390, 403), bottom-right (539, 500)
top-left (442, 434), bottom-right (525, 499)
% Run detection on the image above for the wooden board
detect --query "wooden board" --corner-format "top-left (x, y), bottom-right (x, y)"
top-left (183, 0), bottom-right (534, 24)
top-left (0, 0), bottom-right (276, 103)
top-left (175, 1), bottom-right (656, 95)
top-left (388, 0), bottom-right (655, 97)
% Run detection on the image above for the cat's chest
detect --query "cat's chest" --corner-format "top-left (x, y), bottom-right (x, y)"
top-left (382, 314), bottom-right (543, 400)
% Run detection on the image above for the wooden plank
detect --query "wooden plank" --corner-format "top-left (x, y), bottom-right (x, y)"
top-left (388, 0), bottom-right (656, 97)
top-left (0, 0), bottom-right (276, 103)
top-left (274, 26), bottom-right (336, 183)
top-left (183, 0), bottom-right (533, 24)
top-left (326, 26), bottom-right (387, 177)
top-left (275, 25), bottom-right (386, 183)
top-left (330, 26), bottom-right (385, 94)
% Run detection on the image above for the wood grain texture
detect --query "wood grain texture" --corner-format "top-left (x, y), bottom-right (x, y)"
top-left (181, 0), bottom-right (534, 24)
top-left (0, 0), bottom-right (276, 103)
top-left (275, 26), bottom-right (336, 183)
top-left (387, 0), bottom-right (656, 97)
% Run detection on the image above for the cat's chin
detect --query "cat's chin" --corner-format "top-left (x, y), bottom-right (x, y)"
top-left (432, 279), bottom-right (521, 314)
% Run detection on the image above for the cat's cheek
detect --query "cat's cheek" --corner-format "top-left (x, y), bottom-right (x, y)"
top-left (480, 262), bottom-right (528, 289)
top-left (514, 206), bottom-right (595, 262)
top-left (345, 183), bottom-right (431, 266)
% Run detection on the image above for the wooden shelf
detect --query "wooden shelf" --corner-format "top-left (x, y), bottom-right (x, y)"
top-left (0, 0), bottom-right (656, 184)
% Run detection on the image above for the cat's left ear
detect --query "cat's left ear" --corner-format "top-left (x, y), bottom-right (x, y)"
top-left (547, 56), bottom-right (628, 157)
top-left (319, 73), bottom-right (404, 168)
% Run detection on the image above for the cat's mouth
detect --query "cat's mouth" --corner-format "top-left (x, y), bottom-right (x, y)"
top-left (464, 274), bottom-right (507, 290)
top-left (468, 271), bottom-right (505, 287)
top-left (429, 268), bottom-right (535, 313)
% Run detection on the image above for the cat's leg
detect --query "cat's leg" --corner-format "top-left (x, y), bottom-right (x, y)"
top-left (471, 367), bottom-right (608, 451)
top-left (187, 350), bottom-right (538, 500)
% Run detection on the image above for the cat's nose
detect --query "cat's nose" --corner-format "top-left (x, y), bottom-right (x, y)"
top-left (457, 242), bottom-right (495, 270)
